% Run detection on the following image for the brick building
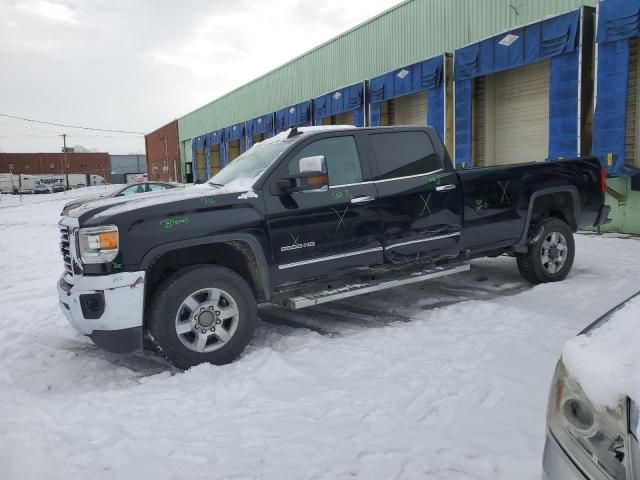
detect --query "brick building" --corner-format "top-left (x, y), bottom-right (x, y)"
top-left (0, 152), bottom-right (111, 182)
top-left (144, 120), bottom-right (180, 182)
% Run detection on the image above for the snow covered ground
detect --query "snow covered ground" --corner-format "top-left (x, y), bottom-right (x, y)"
top-left (1, 188), bottom-right (639, 480)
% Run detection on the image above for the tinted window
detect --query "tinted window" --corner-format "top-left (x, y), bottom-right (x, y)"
top-left (146, 184), bottom-right (167, 192)
top-left (289, 136), bottom-right (363, 186)
top-left (370, 131), bottom-right (440, 180)
top-left (117, 184), bottom-right (145, 196)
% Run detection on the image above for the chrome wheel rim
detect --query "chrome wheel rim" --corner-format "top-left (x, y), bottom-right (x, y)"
top-left (541, 231), bottom-right (568, 274)
top-left (175, 287), bottom-right (239, 353)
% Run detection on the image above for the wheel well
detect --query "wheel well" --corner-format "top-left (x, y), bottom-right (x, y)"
top-left (145, 241), bottom-right (266, 309)
top-left (530, 192), bottom-right (578, 231)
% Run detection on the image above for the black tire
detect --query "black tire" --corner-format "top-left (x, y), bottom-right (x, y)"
top-left (516, 218), bottom-right (575, 285)
top-left (147, 265), bottom-right (257, 369)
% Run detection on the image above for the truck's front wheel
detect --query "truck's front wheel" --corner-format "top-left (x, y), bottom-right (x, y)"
top-left (148, 265), bottom-right (257, 369)
top-left (516, 218), bottom-right (575, 284)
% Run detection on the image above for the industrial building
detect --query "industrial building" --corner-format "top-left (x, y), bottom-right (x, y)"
top-left (144, 120), bottom-right (181, 183)
top-left (109, 154), bottom-right (147, 184)
top-left (146, 0), bottom-right (640, 233)
top-left (591, 0), bottom-right (640, 233)
top-left (0, 152), bottom-right (111, 182)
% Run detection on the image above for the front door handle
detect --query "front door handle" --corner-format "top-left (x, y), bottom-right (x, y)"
top-left (435, 184), bottom-right (456, 192)
top-left (350, 195), bottom-right (375, 204)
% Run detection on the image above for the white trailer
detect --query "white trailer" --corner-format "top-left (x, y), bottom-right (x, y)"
top-left (36, 175), bottom-right (66, 188)
top-left (18, 175), bottom-right (38, 193)
top-left (0, 173), bottom-right (18, 194)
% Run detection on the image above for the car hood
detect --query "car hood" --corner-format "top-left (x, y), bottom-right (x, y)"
top-left (562, 291), bottom-right (640, 409)
top-left (69, 179), bottom-right (259, 225)
top-left (64, 195), bottom-right (105, 209)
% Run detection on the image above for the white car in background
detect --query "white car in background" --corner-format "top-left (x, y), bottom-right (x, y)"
top-left (543, 291), bottom-right (640, 480)
top-left (60, 181), bottom-right (182, 215)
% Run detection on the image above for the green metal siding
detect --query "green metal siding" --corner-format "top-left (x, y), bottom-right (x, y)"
top-left (178, 0), bottom-right (595, 142)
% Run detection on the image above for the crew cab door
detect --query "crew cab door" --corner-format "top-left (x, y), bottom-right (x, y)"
top-left (263, 133), bottom-right (382, 285)
top-left (366, 129), bottom-right (463, 262)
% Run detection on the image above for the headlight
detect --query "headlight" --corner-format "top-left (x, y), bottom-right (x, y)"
top-left (78, 225), bottom-right (119, 264)
top-left (548, 359), bottom-right (629, 480)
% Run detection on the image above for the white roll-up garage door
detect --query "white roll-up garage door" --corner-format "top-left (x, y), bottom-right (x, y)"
top-left (388, 91), bottom-right (429, 126)
top-left (489, 60), bottom-right (550, 165)
top-left (228, 140), bottom-right (240, 162)
top-left (323, 111), bottom-right (354, 126)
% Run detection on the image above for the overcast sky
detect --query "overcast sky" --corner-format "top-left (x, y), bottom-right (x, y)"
top-left (0, 0), bottom-right (402, 154)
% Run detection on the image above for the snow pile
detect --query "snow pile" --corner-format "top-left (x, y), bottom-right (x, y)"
top-left (563, 295), bottom-right (640, 408)
top-left (1, 195), bottom-right (640, 479)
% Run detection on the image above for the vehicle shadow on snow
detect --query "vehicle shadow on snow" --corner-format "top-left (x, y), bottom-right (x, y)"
top-left (62, 338), bottom-right (180, 375)
top-left (258, 258), bottom-right (530, 336)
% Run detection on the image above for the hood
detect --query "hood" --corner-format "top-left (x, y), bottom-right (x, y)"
top-left (562, 291), bottom-right (640, 409)
top-left (70, 179), bottom-right (259, 225)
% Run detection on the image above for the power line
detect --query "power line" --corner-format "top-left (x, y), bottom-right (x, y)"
top-left (0, 112), bottom-right (145, 135)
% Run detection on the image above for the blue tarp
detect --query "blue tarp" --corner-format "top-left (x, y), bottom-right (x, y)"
top-left (275, 101), bottom-right (311, 133)
top-left (454, 79), bottom-right (473, 169)
top-left (369, 55), bottom-right (445, 141)
top-left (246, 114), bottom-right (274, 148)
top-left (454, 10), bottom-right (581, 168)
top-left (597, 0), bottom-right (640, 43)
top-left (313, 83), bottom-right (364, 127)
top-left (224, 122), bottom-right (245, 141)
top-left (454, 11), bottom-right (580, 81)
top-left (202, 129), bottom-right (224, 180)
top-left (592, 0), bottom-right (640, 176)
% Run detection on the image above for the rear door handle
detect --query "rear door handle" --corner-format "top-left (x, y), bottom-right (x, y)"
top-left (435, 184), bottom-right (456, 192)
top-left (350, 195), bottom-right (375, 204)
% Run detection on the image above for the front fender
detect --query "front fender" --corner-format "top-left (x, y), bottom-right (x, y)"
top-left (139, 233), bottom-right (272, 300)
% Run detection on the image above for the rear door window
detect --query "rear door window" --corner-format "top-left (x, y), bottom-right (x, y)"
top-left (146, 184), bottom-right (168, 192)
top-left (369, 131), bottom-right (441, 180)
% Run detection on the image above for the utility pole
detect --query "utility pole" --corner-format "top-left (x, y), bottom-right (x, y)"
top-left (61, 133), bottom-right (68, 191)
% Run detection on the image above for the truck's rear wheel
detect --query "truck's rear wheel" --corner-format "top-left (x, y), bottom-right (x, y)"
top-left (148, 265), bottom-right (257, 369)
top-left (517, 218), bottom-right (575, 284)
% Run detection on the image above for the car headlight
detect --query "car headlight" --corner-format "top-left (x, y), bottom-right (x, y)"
top-left (548, 359), bottom-right (629, 480)
top-left (78, 225), bottom-right (119, 264)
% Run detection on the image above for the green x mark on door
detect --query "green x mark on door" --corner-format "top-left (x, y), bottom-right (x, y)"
top-left (419, 193), bottom-right (432, 216)
top-left (332, 206), bottom-right (349, 230)
top-left (290, 233), bottom-right (301, 247)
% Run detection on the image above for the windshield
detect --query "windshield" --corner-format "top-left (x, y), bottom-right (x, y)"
top-left (209, 138), bottom-right (293, 187)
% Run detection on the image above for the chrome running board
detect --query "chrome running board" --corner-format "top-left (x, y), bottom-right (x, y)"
top-left (284, 263), bottom-right (470, 310)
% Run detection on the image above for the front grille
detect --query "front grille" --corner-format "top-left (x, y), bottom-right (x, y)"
top-left (60, 226), bottom-right (73, 276)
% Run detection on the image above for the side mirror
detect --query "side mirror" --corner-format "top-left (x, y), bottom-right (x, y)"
top-left (278, 155), bottom-right (328, 194)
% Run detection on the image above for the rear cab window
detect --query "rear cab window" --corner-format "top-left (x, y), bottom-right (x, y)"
top-left (369, 130), bottom-right (441, 180)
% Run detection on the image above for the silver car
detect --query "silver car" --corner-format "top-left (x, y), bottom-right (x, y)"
top-left (543, 291), bottom-right (640, 480)
top-left (60, 181), bottom-right (182, 215)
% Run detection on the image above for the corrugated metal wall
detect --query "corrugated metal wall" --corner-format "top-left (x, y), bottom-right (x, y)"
top-left (178, 0), bottom-right (595, 144)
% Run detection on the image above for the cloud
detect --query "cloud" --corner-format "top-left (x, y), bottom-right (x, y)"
top-left (16, 0), bottom-right (78, 24)
top-left (0, 0), bottom-right (402, 154)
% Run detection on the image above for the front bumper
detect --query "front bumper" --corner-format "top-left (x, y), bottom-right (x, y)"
top-left (58, 270), bottom-right (145, 354)
top-left (542, 431), bottom-right (587, 480)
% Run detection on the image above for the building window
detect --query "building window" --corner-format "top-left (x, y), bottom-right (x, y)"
top-left (25, 164), bottom-right (30, 169)
top-left (50, 163), bottom-right (55, 169)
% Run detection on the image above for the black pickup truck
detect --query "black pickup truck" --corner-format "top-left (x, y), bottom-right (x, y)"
top-left (57, 126), bottom-right (610, 368)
